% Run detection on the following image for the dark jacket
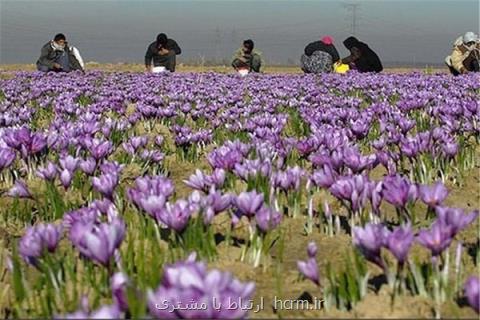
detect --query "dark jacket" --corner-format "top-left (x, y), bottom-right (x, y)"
top-left (342, 37), bottom-right (383, 73)
top-left (145, 39), bottom-right (182, 67)
top-left (36, 41), bottom-right (83, 71)
top-left (304, 41), bottom-right (340, 63)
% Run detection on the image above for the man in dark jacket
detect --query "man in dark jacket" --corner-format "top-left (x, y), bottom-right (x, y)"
top-left (342, 36), bottom-right (383, 73)
top-left (301, 35), bottom-right (340, 73)
top-left (36, 33), bottom-right (84, 72)
top-left (232, 39), bottom-right (263, 73)
top-left (145, 33), bottom-right (182, 72)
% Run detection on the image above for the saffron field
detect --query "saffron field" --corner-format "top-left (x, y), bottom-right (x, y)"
top-left (0, 70), bottom-right (478, 318)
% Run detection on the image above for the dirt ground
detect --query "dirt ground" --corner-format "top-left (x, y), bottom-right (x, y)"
top-left (0, 63), bottom-right (448, 74)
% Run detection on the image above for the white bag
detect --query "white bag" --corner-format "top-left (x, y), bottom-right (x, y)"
top-left (152, 66), bottom-right (167, 73)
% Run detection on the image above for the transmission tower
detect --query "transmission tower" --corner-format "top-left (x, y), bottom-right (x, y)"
top-left (343, 2), bottom-right (361, 36)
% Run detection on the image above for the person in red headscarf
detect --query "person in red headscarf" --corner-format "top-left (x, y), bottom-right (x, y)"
top-left (301, 35), bottom-right (340, 73)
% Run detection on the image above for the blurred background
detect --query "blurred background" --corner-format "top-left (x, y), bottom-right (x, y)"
top-left (0, 0), bottom-right (478, 67)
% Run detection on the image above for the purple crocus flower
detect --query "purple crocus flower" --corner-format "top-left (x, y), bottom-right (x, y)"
top-left (255, 205), bottom-right (282, 232)
top-left (156, 200), bottom-right (194, 232)
top-left (19, 223), bottom-right (62, 265)
top-left (353, 223), bottom-right (390, 268)
top-left (92, 172), bottom-right (119, 199)
top-left (464, 276), bottom-right (480, 313)
top-left (37, 161), bottom-right (58, 181)
top-left (386, 223), bottom-right (414, 265)
top-left (307, 241), bottom-right (318, 258)
top-left (7, 180), bottom-right (32, 198)
top-left (311, 164), bottom-right (335, 188)
top-left (147, 253), bottom-right (255, 319)
top-left (297, 240), bottom-right (319, 285)
top-left (419, 181), bottom-right (449, 207)
top-left (235, 191), bottom-right (264, 217)
top-left (416, 220), bottom-right (454, 257)
top-left (436, 207), bottom-right (479, 236)
top-left (0, 148), bottom-right (16, 171)
top-left (59, 155), bottom-right (79, 172)
top-left (60, 169), bottom-right (73, 189)
top-left (382, 175), bottom-right (417, 209)
top-left (79, 157), bottom-right (97, 175)
top-left (111, 272), bottom-right (129, 312)
top-left (184, 169), bottom-right (209, 192)
top-left (71, 218), bottom-right (126, 266)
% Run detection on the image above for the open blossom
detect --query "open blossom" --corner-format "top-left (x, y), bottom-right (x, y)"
top-left (7, 180), bottom-right (32, 198)
top-left (416, 220), bottom-right (454, 257)
top-left (235, 191), bottom-right (264, 217)
top-left (147, 253), bottom-right (255, 319)
top-left (255, 205), bottom-right (282, 232)
top-left (70, 218), bottom-right (126, 266)
top-left (19, 223), bottom-right (63, 265)
top-left (418, 181), bottom-right (449, 207)
top-left (37, 161), bottom-right (58, 181)
top-left (385, 223), bottom-right (414, 265)
top-left (353, 223), bottom-right (390, 268)
top-left (464, 276), bottom-right (480, 313)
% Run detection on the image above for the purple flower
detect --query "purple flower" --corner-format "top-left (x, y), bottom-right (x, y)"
top-left (19, 223), bottom-right (62, 264)
top-left (0, 148), bottom-right (16, 171)
top-left (204, 190), bottom-right (232, 214)
top-left (184, 169), bottom-right (209, 192)
top-left (353, 223), bottom-right (390, 268)
top-left (464, 276), bottom-right (480, 313)
top-left (111, 272), bottom-right (129, 312)
top-left (307, 241), bottom-right (317, 258)
top-left (87, 139), bottom-right (113, 161)
top-left (255, 205), bottom-right (282, 232)
top-left (297, 258), bottom-right (319, 286)
top-left (382, 175), bottom-right (417, 209)
top-left (92, 172), bottom-right (119, 199)
top-left (37, 161), bottom-right (58, 181)
top-left (329, 175), bottom-right (369, 212)
top-left (79, 157), bottom-right (97, 175)
top-left (147, 253), bottom-right (255, 319)
top-left (416, 220), bottom-right (454, 257)
top-left (7, 180), bottom-right (32, 198)
top-left (60, 169), bottom-right (73, 189)
top-left (235, 191), bottom-right (264, 217)
top-left (156, 200), bottom-right (194, 232)
top-left (436, 207), bottom-right (478, 236)
top-left (419, 181), bottom-right (449, 207)
top-left (59, 155), bottom-right (79, 172)
top-left (386, 223), bottom-right (414, 265)
top-left (71, 218), bottom-right (126, 266)
top-left (311, 164), bottom-right (335, 188)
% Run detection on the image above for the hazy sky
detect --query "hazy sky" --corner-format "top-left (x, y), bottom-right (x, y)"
top-left (0, 0), bottom-right (479, 66)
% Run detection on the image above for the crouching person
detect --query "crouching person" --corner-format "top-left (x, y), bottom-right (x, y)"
top-left (36, 33), bottom-right (84, 72)
top-left (232, 39), bottom-right (263, 74)
top-left (301, 35), bottom-right (340, 73)
top-left (445, 32), bottom-right (479, 75)
top-left (145, 33), bottom-right (182, 73)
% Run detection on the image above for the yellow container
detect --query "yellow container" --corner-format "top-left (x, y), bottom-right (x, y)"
top-left (334, 62), bottom-right (350, 74)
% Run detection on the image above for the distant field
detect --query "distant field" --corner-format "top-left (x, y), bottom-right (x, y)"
top-left (0, 63), bottom-right (448, 74)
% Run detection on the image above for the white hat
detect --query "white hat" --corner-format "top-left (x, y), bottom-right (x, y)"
top-left (463, 31), bottom-right (478, 44)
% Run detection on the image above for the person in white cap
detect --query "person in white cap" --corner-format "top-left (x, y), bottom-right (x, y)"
top-left (445, 31), bottom-right (479, 75)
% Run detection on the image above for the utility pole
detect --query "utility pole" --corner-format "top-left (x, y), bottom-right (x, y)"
top-left (343, 2), bottom-right (361, 36)
top-left (214, 26), bottom-right (222, 64)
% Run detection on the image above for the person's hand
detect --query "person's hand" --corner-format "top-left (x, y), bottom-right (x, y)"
top-left (159, 48), bottom-right (170, 56)
top-left (53, 63), bottom-right (62, 69)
